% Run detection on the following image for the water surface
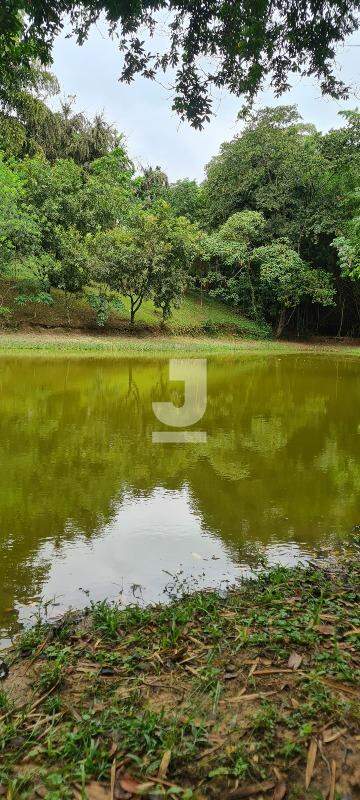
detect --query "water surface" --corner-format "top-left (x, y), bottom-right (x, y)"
top-left (1, 353), bottom-right (359, 641)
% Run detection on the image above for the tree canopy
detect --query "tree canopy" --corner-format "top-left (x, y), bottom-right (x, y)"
top-left (1, 0), bottom-right (359, 127)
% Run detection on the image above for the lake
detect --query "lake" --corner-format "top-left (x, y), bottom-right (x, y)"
top-left (0, 352), bottom-right (359, 643)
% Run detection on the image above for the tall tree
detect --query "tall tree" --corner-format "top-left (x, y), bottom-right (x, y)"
top-left (203, 106), bottom-right (325, 244)
top-left (137, 166), bottom-right (169, 206)
top-left (0, 76), bottom-right (122, 164)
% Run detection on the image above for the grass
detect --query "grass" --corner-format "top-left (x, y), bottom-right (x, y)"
top-left (1, 539), bottom-right (359, 799)
top-left (0, 332), bottom-right (287, 358)
top-left (0, 332), bottom-right (360, 360)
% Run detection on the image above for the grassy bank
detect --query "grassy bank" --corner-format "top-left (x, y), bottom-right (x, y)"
top-left (0, 332), bottom-right (360, 359)
top-left (1, 548), bottom-right (359, 799)
top-left (2, 282), bottom-right (360, 357)
top-left (0, 332), bottom-right (301, 358)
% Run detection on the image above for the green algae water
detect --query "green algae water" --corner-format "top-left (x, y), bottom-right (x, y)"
top-left (0, 353), bottom-right (359, 641)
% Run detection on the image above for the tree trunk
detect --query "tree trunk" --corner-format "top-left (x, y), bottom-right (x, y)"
top-left (337, 297), bottom-right (345, 338)
top-left (130, 299), bottom-right (135, 325)
top-left (65, 292), bottom-right (71, 327)
top-left (276, 307), bottom-right (287, 338)
top-left (130, 296), bottom-right (143, 324)
top-left (247, 267), bottom-right (257, 318)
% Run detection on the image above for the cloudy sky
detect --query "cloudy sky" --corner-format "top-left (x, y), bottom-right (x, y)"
top-left (52, 21), bottom-right (360, 182)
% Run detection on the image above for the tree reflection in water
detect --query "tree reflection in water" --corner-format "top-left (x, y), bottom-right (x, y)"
top-left (0, 353), bottom-right (359, 639)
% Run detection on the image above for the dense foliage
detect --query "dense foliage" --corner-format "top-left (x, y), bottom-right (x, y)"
top-left (1, 0), bottom-right (359, 127)
top-left (202, 106), bottom-right (360, 336)
top-left (1, 71), bottom-right (360, 336)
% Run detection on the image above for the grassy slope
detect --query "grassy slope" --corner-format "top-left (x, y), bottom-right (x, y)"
top-left (119, 293), bottom-right (258, 331)
top-left (1, 546), bottom-right (359, 799)
top-left (5, 286), bottom-right (266, 338)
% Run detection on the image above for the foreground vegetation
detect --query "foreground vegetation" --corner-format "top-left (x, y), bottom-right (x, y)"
top-left (1, 543), bottom-right (359, 799)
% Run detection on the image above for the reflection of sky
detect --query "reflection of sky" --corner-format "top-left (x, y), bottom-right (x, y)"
top-left (14, 486), bottom-right (311, 635)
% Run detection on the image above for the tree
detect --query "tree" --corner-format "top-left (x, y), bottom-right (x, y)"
top-left (47, 226), bottom-right (89, 294)
top-left (0, 79), bottom-right (122, 163)
top-left (0, 155), bottom-right (51, 317)
top-left (1, 149), bottom-right (136, 319)
top-left (203, 106), bottom-right (325, 242)
top-left (332, 201), bottom-right (360, 282)
top-left (91, 225), bottom-right (156, 325)
top-left (151, 208), bottom-right (202, 320)
top-left (18, 147), bottom-right (134, 237)
top-left (1, 1), bottom-right (358, 128)
top-left (137, 166), bottom-right (169, 206)
top-left (90, 204), bottom-right (199, 324)
top-left (167, 180), bottom-right (204, 224)
top-left (202, 105), bottom-right (360, 334)
top-left (317, 111), bottom-right (360, 240)
top-left (203, 211), bottom-right (267, 317)
top-left (253, 242), bottom-right (335, 336)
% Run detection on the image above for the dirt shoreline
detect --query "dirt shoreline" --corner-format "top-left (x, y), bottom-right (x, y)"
top-left (1, 545), bottom-right (359, 799)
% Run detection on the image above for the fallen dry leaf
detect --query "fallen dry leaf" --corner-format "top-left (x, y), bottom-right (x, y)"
top-left (273, 767), bottom-right (283, 781)
top-left (322, 727), bottom-right (347, 744)
top-left (85, 781), bottom-right (109, 800)
top-left (287, 652), bottom-right (303, 670)
top-left (229, 779), bottom-right (275, 797)
top-left (111, 760), bottom-right (117, 799)
top-left (118, 775), bottom-right (154, 796)
top-left (273, 782), bottom-right (287, 800)
top-left (158, 749), bottom-right (171, 779)
top-left (314, 624), bottom-right (335, 636)
top-left (109, 742), bottom-right (118, 758)
top-left (343, 627), bottom-right (360, 637)
top-left (305, 738), bottom-right (318, 789)
top-left (253, 668), bottom-right (293, 675)
top-left (349, 766), bottom-right (360, 787)
top-left (328, 760), bottom-right (336, 800)
top-left (248, 659), bottom-right (259, 678)
top-left (224, 690), bottom-right (277, 703)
